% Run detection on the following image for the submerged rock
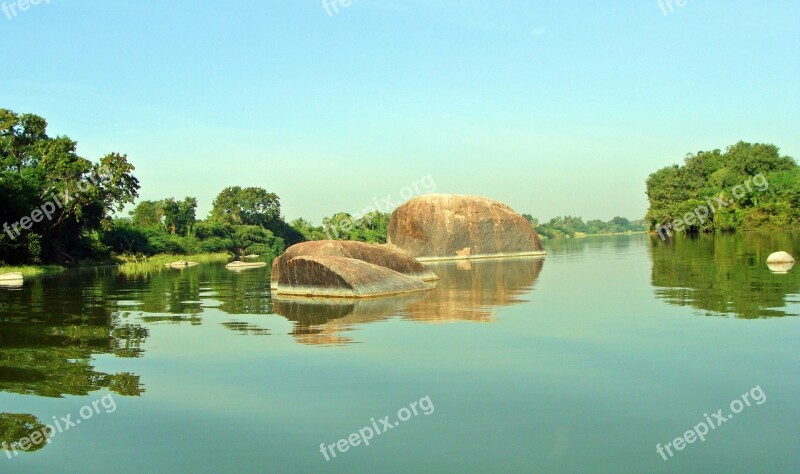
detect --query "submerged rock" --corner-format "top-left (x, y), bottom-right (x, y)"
top-left (271, 240), bottom-right (438, 291)
top-left (226, 261), bottom-right (267, 271)
top-left (766, 251), bottom-right (795, 264)
top-left (166, 261), bottom-right (198, 269)
top-left (0, 272), bottom-right (23, 281)
top-left (767, 261), bottom-right (794, 274)
top-left (387, 194), bottom-right (546, 261)
top-left (766, 252), bottom-right (795, 274)
top-left (275, 256), bottom-right (430, 298)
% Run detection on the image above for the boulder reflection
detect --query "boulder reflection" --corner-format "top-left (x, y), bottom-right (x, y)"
top-left (273, 257), bottom-right (544, 345)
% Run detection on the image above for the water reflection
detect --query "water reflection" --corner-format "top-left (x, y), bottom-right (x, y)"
top-left (0, 254), bottom-right (542, 428)
top-left (0, 274), bottom-right (146, 454)
top-left (273, 257), bottom-right (545, 344)
top-left (0, 273), bottom-right (145, 398)
top-left (542, 234), bottom-right (635, 259)
top-left (649, 232), bottom-right (800, 318)
top-left (0, 413), bottom-right (48, 453)
top-left (112, 264), bottom-right (273, 320)
top-left (274, 292), bottom-right (429, 345)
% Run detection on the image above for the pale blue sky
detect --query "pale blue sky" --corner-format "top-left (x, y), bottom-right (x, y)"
top-left (2, 0), bottom-right (798, 223)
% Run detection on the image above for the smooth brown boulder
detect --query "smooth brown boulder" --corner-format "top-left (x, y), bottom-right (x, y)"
top-left (271, 240), bottom-right (438, 290)
top-left (388, 194), bottom-right (546, 261)
top-left (275, 256), bottom-right (430, 298)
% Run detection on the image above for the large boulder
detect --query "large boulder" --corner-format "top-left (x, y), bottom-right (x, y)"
top-left (271, 240), bottom-right (438, 290)
top-left (388, 194), bottom-right (546, 261)
top-left (274, 256), bottom-right (429, 298)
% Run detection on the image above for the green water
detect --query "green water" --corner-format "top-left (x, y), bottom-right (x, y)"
top-left (1, 234), bottom-right (798, 473)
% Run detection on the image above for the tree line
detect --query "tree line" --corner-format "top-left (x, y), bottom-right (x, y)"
top-left (521, 215), bottom-right (648, 239)
top-left (14, 109), bottom-right (787, 266)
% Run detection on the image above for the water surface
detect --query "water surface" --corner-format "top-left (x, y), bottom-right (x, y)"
top-left (1, 234), bottom-right (798, 473)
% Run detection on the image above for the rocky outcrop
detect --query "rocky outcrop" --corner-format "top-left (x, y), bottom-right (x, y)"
top-left (387, 194), bottom-right (546, 261)
top-left (271, 240), bottom-right (438, 291)
top-left (274, 256), bottom-right (429, 298)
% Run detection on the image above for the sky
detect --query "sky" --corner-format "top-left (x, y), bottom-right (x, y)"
top-left (2, 0), bottom-right (798, 224)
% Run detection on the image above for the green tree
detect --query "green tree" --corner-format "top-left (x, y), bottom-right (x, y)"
top-left (210, 186), bottom-right (281, 228)
top-left (0, 108), bottom-right (139, 263)
top-left (163, 197), bottom-right (197, 235)
top-left (130, 200), bottom-right (165, 230)
top-left (231, 225), bottom-right (285, 257)
top-left (646, 141), bottom-right (799, 235)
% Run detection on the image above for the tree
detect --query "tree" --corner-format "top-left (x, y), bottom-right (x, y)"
top-left (210, 186), bottom-right (281, 228)
top-left (130, 200), bottom-right (165, 230)
top-left (231, 225), bottom-right (285, 257)
top-left (0, 108), bottom-right (139, 263)
top-left (163, 197), bottom-right (197, 235)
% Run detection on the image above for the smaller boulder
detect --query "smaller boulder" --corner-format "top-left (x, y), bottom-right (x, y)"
top-left (275, 256), bottom-right (430, 298)
top-left (766, 251), bottom-right (795, 264)
top-left (271, 240), bottom-right (438, 291)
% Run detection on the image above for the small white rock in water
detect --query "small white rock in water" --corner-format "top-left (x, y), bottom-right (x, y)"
top-left (766, 251), bottom-right (795, 264)
top-left (767, 262), bottom-right (794, 274)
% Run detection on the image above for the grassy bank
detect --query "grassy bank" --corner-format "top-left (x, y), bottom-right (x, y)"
top-left (2, 253), bottom-right (234, 279)
top-left (116, 252), bottom-right (233, 276)
top-left (0, 265), bottom-right (66, 278)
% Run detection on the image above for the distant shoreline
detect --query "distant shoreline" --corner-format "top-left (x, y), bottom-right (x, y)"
top-left (0, 252), bottom-right (233, 279)
top-left (541, 231), bottom-right (648, 240)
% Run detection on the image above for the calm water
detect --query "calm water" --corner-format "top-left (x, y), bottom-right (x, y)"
top-left (1, 234), bottom-right (798, 473)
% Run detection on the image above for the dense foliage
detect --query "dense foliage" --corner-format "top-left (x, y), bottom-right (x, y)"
top-left (0, 108), bottom-right (300, 264)
top-left (646, 141), bottom-right (800, 234)
top-left (0, 109), bottom-right (139, 264)
top-left (104, 196), bottom-right (293, 260)
top-left (291, 211), bottom-right (391, 243)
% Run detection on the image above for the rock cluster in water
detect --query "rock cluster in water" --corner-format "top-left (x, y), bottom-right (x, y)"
top-left (387, 194), bottom-right (546, 261)
top-left (271, 194), bottom-right (546, 297)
